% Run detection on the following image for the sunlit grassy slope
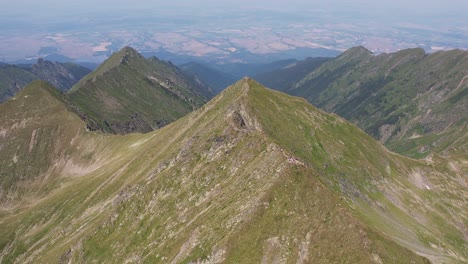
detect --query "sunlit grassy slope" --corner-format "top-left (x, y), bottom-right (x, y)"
top-left (271, 47), bottom-right (468, 158)
top-left (68, 46), bottom-right (212, 134)
top-left (0, 79), bottom-right (465, 263)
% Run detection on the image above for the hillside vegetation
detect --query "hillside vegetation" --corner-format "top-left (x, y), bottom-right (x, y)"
top-left (68, 47), bottom-right (213, 134)
top-left (261, 47), bottom-right (468, 158)
top-left (0, 79), bottom-right (465, 263)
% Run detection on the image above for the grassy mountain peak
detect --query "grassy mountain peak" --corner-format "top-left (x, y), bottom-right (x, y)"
top-left (342, 45), bottom-right (373, 56)
top-left (0, 80), bottom-right (91, 205)
top-left (68, 46), bottom-right (213, 134)
top-left (0, 78), bottom-right (465, 263)
top-left (71, 46), bottom-right (144, 90)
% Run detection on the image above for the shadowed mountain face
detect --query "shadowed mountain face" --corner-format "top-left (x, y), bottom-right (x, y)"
top-left (180, 62), bottom-right (237, 94)
top-left (0, 65), bottom-right (37, 103)
top-left (0, 79), bottom-right (465, 263)
top-left (31, 58), bottom-right (91, 92)
top-left (261, 46), bottom-right (468, 158)
top-left (253, 57), bottom-right (331, 91)
top-left (0, 60), bottom-right (90, 103)
top-left (68, 47), bottom-right (214, 134)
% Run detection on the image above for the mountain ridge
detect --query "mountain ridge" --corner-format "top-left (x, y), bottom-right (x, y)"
top-left (259, 47), bottom-right (468, 158)
top-left (253, 57), bottom-right (331, 91)
top-left (32, 58), bottom-right (91, 92)
top-left (0, 60), bottom-right (90, 103)
top-left (68, 46), bottom-right (213, 134)
top-left (0, 78), bottom-right (465, 263)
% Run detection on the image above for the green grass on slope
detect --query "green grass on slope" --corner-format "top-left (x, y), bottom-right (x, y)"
top-left (246, 78), bottom-right (467, 263)
top-left (0, 80), bottom-right (117, 205)
top-left (0, 78), bottom-right (434, 263)
top-left (68, 47), bottom-right (209, 134)
top-left (69, 65), bottom-right (194, 132)
top-left (290, 47), bottom-right (468, 158)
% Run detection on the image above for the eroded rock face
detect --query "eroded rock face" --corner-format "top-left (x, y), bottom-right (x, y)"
top-left (378, 124), bottom-right (396, 144)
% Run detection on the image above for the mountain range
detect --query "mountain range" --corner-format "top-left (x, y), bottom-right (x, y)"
top-left (258, 46), bottom-right (468, 158)
top-left (0, 46), bottom-right (466, 263)
top-left (253, 57), bottom-right (331, 91)
top-left (180, 62), bottom-right (237, 94)
top-left (0, 60), bottom-right (91, 103)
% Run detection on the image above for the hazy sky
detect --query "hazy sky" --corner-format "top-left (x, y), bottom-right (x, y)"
top-left (2, 0), bottom-right (467, 33)
top-left (1, 0), bottom-right (467, 61)
top-left (3, 0), bottom-right (468, 14)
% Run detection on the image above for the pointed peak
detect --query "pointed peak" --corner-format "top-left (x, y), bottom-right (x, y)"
top-left (223, 77), bottom-right (265, 95)
top-left (341, 46), bottom-right (373, 58)
top-left (210, 77), bottom-right (278, 115)
top-left (119, 46), bottom-right (140, 55)
top-left (24, 80), bottom-right (56, 93)
top-left (34, 58), bottom-right (57, 66)
top-left (75, 46), bottom-right (145, 80)
top-left (350, 46), bottom-right (372, 53)
top-left (112, 46), bottom-right (144, 62)
top-left (9, 80), bottom-right (63, 103)
top-left (238, 76), bottom-right (264, 86)
top-left (147, 56), bottom-right (160, 62)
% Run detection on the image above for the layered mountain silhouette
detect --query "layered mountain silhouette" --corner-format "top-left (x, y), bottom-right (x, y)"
top-left (0, 59), bottom-right (91, 102)
top-left (32, 59), bottom-right (91, 92)
top-left (254, 57), bottom-right (331, 91)
top-left (258, 46), bottom-right (468, 158)
top-left (0, 77), bottom-right (465, 263)
top-left (180, 62), bottom-right (237, 94)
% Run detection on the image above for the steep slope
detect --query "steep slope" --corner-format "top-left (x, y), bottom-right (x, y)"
top-left (0, 60), bottom-right (91, 103)
top-left (68, 47), bottom-right (213, 134)
top-left (31, 59), bottom-right (91, 92)
top-left (0, 65), bottom-right (37, 103)
top-left (247, 79), bottom-right (467, 263)
top-left (1, 78), bottom-right (466, 263)
top-left (288, 47), bottom-right (468, 158)
top-left (180, 62), bottom-right (237, 94)
top-left (254, 57), bottom-right (331, 91)
top-left (146, 57), bottom-right (213, 99)
top-left (0, 81), bottom-right (111, 206)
